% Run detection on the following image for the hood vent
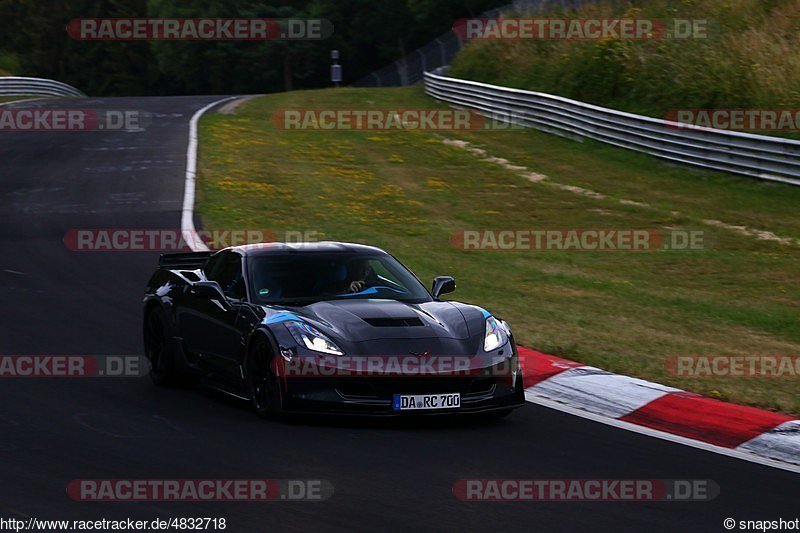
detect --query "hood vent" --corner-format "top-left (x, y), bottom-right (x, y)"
top-left (363, 317), bottom-right (424, 327)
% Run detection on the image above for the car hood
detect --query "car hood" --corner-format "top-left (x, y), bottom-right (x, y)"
top-left (262, 298), bottom-right (488, 341)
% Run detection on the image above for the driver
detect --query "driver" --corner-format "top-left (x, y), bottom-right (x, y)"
top-left (318, 257), bottom-right (378, 295)
top-left (343, 258), bottom-right (374, 293)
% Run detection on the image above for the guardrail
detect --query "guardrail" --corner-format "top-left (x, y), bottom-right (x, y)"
top-left (0, 77), bottom-right (85, 98)
top-left (424, 70), bottom-right (800, 186)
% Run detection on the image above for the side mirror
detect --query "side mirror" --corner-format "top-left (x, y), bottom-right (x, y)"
top-left (432, 276), bottom-right (456, 299)
top-left (190, 281), bottom-right (230, 308)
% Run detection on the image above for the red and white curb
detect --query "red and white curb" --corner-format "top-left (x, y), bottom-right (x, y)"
top-left (518, 347), bottom-right (800, 473)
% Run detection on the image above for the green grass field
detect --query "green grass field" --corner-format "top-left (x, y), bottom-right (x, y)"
top-left (197, 86), bottom-right (800, 415)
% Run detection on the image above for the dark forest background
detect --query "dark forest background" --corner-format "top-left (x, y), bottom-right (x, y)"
top-left (0, 0), bottom-right (503, 95)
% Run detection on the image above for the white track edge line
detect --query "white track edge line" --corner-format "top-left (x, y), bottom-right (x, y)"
top-left (182, 96), bottom-right (242, 253)
top-left (525, 390), bottom-right (800, 475)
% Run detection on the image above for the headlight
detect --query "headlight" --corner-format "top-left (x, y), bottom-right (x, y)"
top-left (285, 321), bottom-right (344, 355)
top-left (483, 316), bottom-right (509, 352)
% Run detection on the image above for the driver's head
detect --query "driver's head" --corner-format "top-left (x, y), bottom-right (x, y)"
top-left (346, 258), bottom-right (371, 281)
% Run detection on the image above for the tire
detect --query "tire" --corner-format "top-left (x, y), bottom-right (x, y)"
top-left (143, 306), bottom-right (179, 386)
top-left (244, 335), bottom-right (284, 418)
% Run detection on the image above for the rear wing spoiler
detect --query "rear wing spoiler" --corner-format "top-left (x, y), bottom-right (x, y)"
top-left (159, 251), bottom-right (214, 269)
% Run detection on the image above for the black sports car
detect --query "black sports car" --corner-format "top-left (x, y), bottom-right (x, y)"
top-left (142, 242), bottom-right (525, 417)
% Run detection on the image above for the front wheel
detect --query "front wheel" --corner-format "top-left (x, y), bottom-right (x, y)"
top-left (245, 336), bottom-right (284, 418)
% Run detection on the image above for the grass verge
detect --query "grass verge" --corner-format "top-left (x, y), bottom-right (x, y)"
top-left (197, 86), bottom-right (800, 415)
top-left (0, 96), bottom-right (39, 104)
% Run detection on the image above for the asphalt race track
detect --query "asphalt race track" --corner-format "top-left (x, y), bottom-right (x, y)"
top-left (0, 96), bottom-right (797, 532)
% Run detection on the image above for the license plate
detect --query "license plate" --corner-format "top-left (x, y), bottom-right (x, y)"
top-left (393, 393), bottom-right (461, 411)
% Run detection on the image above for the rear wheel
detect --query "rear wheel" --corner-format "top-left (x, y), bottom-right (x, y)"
top-left (245, 335), bottom-right (284, 418)
top-left (144, 307), bottom-right (179, 386)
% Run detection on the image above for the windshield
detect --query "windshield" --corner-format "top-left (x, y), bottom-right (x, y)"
top-left (247, 252), bottom-right (432, 305)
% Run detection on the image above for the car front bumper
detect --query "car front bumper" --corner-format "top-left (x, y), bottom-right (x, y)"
top-left (275, 355), bottom-right (526, 415)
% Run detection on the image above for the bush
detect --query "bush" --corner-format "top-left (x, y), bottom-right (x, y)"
top-left (449, 0), bottom-right (800, 116)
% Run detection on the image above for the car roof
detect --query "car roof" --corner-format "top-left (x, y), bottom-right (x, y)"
top-left (224, 241), bottom-right (388, 257)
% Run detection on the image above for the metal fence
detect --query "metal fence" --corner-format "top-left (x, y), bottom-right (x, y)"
top-left (353, 0), bottom-right (590, 87)
top-left (0, 77), bottom-right (85, 98)
top-left (424, 70), bottom-right (800, 186)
